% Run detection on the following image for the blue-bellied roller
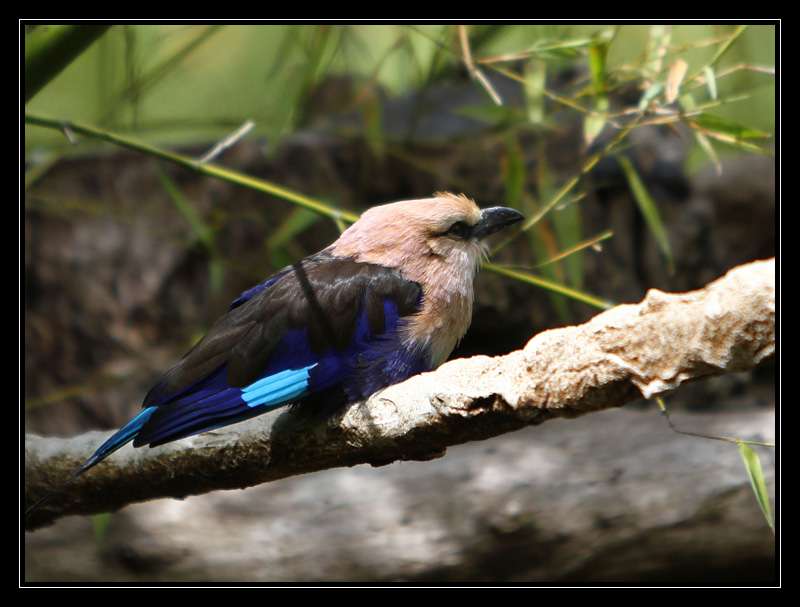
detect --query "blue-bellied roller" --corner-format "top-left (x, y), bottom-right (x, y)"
top-left (79, 193), bottom-right (523, 473)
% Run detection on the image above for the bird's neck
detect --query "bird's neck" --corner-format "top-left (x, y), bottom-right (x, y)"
top-left (407, 271), bottom-right (474, 368)
top-left (394, 249), bottom-right (479, 368)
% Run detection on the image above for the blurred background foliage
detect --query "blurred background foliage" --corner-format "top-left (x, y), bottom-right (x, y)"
top-left (25, 23), bottom-right (775, 313)
top-left (26, 24), bottom-right (774, 160)
top-left (24, 24), bottom-right (776, 583)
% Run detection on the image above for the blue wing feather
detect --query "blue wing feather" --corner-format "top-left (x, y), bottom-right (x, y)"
top-left (82, 271), bottom-right (428, 471)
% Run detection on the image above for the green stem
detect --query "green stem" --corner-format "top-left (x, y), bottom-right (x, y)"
top-left (484, 263), bottom-right (612, 310)
top-left (25, 112), bottom-right (359, 223)
top-left (25, 25), bottom-right (112, 102)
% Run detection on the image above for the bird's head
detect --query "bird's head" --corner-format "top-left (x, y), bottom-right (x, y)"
top-left (331, 192), bottom-right (523, 283)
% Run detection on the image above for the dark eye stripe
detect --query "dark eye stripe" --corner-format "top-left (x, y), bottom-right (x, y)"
top-left (444, 221), bottom-right (472, 239)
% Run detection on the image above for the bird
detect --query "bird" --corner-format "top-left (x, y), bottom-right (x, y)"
top-left (78, 192), bottom-right (523, 474)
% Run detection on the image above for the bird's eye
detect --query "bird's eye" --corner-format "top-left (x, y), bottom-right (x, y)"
top-left (445, 221), bottom-right (472, 239)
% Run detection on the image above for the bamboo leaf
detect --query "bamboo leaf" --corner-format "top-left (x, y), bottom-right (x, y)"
top-left (690, 112), bottom-right (772, 155)
top-left (551, 193), bottom-right (584, 289)
top-left (584, 37), bottom-right (609, 148)
top-left (25, 25), bottom-right (111, 102)
top-left (362, 92), bottom-right (384, 158)
top-left (106, 25), bottom-right (223, 121)
top-left (532, 37), bottom-right (594, 52)
top-left (157, 167), bottom-right (214, 248)
top-left (665, 58), bottom-right (688, 104)
top-left (588, 39), bottom-right (608, 97)
top-left (738, 442), bottom-right (775, 533)
top-left (455, 104), bottom-right (524, 126)
top-left (523, 59), bottom-right (546, 124)
top-left (157, 167), bottom-right (223, 293)
top-left (617, 155), bottom-right (673, 272)
top-left (694, 129), bottom-right (722, 176)
top-left (583, 115), bottom-right (605, 148)
top-left (692, 113), bottom-right (771, 140)
top-left (704, 66), bottom-right (718, 100)
top-left (707, 25), bottom-right (748, 70)
top-left (680, 91), bottom-right (697, 111)
top-left (644, 25), bottom-right (671, 79)
top-left (266, 207), bottom-right (322, 251)
top-left (699, 129), bottom-right (770, 155)
top-left (526, 37), bottom-right (595, 59)
top-left (502, 137), bottom-right (526, 208)
top-left (92, 512), bottom-right (112, 544)
top-left (638, 82), bottom-right (664, 111)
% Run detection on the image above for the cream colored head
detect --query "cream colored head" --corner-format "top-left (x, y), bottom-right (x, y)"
top-left (332, 192), bottom-right (485, 278)
top-left (331, 192), bottom-right (523, 368)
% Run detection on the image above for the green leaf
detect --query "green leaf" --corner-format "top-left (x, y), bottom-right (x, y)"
top-left (157, 167), bottom-right (214, 248)
top-left (665, 58), bottom-right (688, 104)
top-left (584, 113), bottom-right (607, 148)
top-left (92, 512), bottom-right (112, 544)
top-left (455, 103), bottom-right (525, 127)
top-left (157, 166), bottom-right (224, 293)
top-left (679, 91), bottom-right (697, 112)
top-left (528, 37), bottom-right (595, 55)
top-left (584, 36), bottom-right (610, 148)
top-left (706, 25), bottom-right (748, 71)
top-left (25, 25), bottom-right (111, 102)
top-left (266, 207), bottom-right (321, 251)
top-left (523, 59), bottom-right (546, 125)
top-left (703, 66), bottom-right (718, 100)
top-left (502, 136), bottom-right (526, 208)
top-left (105, 25), bottom-right (224, 121)
top-left (551, 192), bottom-right (584, 289)
top-left (530, 155), bottom-right (572, 321)
top-left (617, 155), bottom-right (674, 272)
top-left (362, 93), bottom-right (384, 158)
top-left (588, 39), bottom-right (608, 97)
top-left (692, 113), bottom-right (771, 140)
top-left (694, 129), bottom-right (722, 176)
top-left (738, 442), bottom-right (774, 533)
top-left (638, 82), bottom-right (664, 111)
top-left (644, 25), bottom-right (671, 79)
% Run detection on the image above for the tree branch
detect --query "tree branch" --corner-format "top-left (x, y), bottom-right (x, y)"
top-left (25, 258), bottom-right (775, 530)
top-left (26, 409), bottom-right (775, 582)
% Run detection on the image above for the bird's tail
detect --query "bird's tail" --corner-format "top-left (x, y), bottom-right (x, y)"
top-left (77, 406), bottom-right (157, 475)
top-left (25, 407), bottom-right (156, 524)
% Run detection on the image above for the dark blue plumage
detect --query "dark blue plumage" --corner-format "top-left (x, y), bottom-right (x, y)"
top-left (79, 254), bottom-right (427, 473)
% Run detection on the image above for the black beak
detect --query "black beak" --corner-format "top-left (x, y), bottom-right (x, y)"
top-left (472, 206), bottom-right (524, 239)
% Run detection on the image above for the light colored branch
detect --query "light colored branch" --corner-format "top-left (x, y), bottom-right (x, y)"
top-left (25, 258), bottom-right (775, 530)
top-left (26, 408), bottom-right (775, 582)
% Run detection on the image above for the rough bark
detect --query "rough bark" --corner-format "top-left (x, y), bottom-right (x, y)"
top-left (25, 408), bottom-right (776, 583)
top-left (24, 258), bottom-right (775, 531)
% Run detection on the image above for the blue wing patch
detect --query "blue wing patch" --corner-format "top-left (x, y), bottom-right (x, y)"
top-left (241, 364), bottom-right (318, 407)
